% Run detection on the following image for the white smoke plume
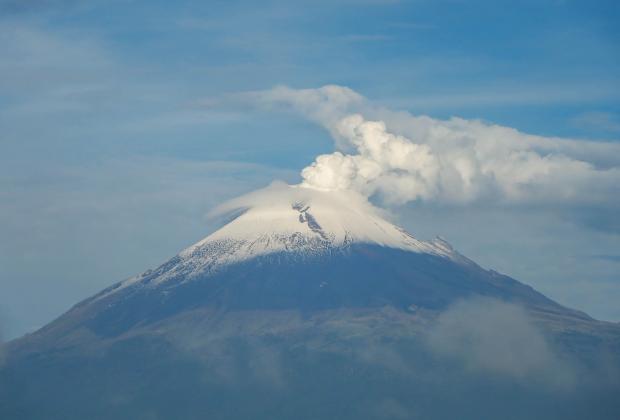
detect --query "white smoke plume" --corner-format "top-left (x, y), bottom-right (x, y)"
top-left (239, 85), bottom-right (620, 206)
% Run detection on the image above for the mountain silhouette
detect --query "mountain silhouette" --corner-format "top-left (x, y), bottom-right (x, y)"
top-left (2, 185), bottom-right (619, 420)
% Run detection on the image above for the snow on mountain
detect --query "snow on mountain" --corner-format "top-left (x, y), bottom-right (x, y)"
top-left (102, 183), bottom-right (460, 297)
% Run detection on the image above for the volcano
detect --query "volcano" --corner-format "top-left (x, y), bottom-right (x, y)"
top-left (1, 185), bottom-right (619, 420)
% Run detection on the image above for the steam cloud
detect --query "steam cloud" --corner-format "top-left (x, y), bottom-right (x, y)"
top-left (240, 85), bottom-right (620, 206)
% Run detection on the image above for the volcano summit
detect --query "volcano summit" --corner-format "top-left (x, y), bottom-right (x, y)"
top-left (1, 184), bottom-right (619, 420)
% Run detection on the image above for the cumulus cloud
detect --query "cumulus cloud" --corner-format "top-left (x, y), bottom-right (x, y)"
top-left (301, 114), bottom-right (441, 202)
top-left (234, 85), bottom-right (620, 206)
top-left (427, 297), bottom-right (575, 389)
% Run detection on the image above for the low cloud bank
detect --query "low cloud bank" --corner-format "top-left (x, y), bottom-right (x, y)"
top-left (427, 297), bottom-right (575, 389)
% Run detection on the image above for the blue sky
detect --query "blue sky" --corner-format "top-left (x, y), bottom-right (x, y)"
top-left (1, 0), bottom-right (619, 339)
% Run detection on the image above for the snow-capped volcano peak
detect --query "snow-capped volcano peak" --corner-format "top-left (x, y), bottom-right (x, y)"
top-left (181, 183), bottom-right (449, 260)
top-left (104, 183), bottom-right (458, 295)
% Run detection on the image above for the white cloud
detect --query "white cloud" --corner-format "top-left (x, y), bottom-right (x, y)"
top-left (427, 297), bottom-right (575, 388)
top-left (236, 85), bottom-right (620, 206)
top-left (235, 85), bottom-right (365, 142)
top-left (0, 21), bottom-right (113, 94)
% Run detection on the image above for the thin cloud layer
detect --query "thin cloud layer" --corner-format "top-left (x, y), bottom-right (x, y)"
top-left (239, 85), bottom-right (620, 206)
top-left (427, 297), bottom-right (575, 389)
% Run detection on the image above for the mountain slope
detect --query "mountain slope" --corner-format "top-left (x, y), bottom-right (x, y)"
top-left (1, 185), bottom-right (619, 420)
top-left (98, 185), bottom-right (459, 298)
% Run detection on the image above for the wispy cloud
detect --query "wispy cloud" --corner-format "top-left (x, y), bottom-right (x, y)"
top-left (572, 111), bottom-right (620, 133)
top-left (427, 297), bottom-right (575, 389)
top-left (0, 0), bottom-right (79, 14)
top-left (0, 157), bottom-right (296, 339)
top-left (340, 34), bottom-right (393, 42)
top-left (588, 254), bottom-right (620, 263)
top-left (387, 83), bottom-right (620, 109)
